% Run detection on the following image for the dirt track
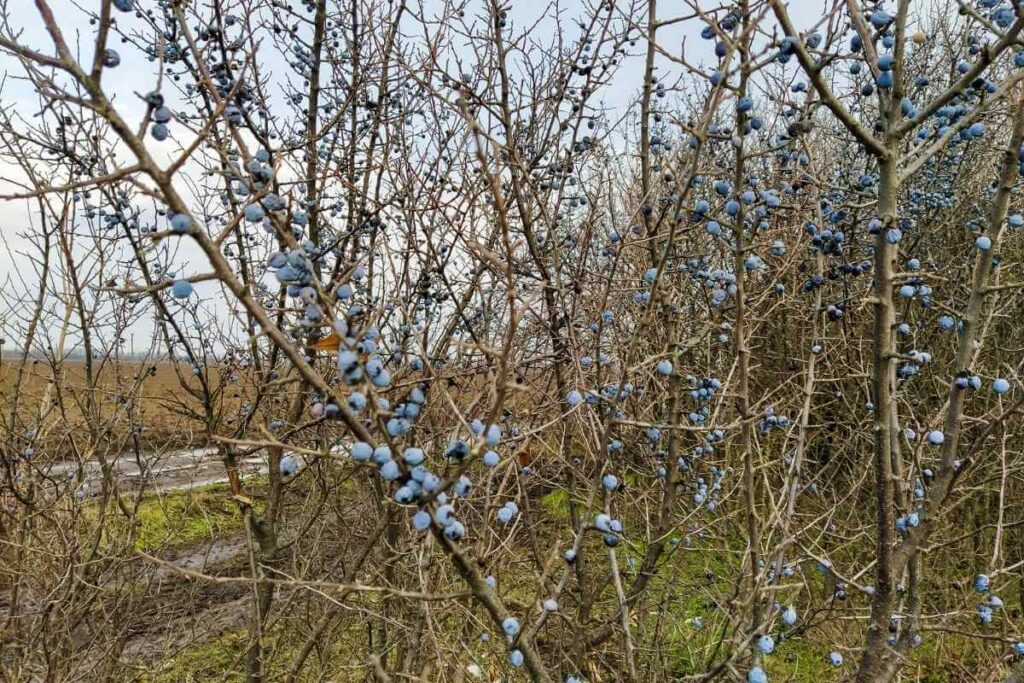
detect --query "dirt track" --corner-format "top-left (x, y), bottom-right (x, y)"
top-left (46, 446), bottom-right (269, 493)
top-left (47, 447), bottom-right (272, 670)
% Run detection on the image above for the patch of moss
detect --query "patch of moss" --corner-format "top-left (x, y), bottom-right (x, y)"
top-left (139, 617), bottom-right (369, 682)
top-left (132, 483), bottom-right (247, 552)
top-left (540, 487), bottom-right (571, 519)
top-left (81, 479), bottom-right (266, 553)
top-left (142, 629), bottom-right (248, 682)
top-left (769, 636), bottom-right (837, 682)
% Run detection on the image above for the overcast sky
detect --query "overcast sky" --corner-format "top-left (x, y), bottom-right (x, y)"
top-left (0, 0), bottom-right (824, 355)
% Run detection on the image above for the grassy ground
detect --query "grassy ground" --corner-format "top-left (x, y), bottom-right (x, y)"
top-left (139, 544), bottom-right (993, 682)
top-left (132, 482), bottom-right (251, 552)
top-left (142, 630), bottom-right (250, 683)
top-left (534, 486), bottom-right (1016, 682)
top-left (79, 480), bottom-right (260, 554)
top-left (92, 484), bottom-right (1020, 681)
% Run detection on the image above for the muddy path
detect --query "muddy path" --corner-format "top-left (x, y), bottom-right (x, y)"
top-left (119, 537), bottom-right (254, 664)
top-left (46, 446), bottom-right (269, 493)
top-left (8, 446), bottom-right (315, 675)
top-left (66, 447), bottom-right (275, 669)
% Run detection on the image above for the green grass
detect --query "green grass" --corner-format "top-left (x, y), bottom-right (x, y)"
top-left (540, 487), bottom-right (571, 519)
top-left (131, 482), bottom-right (250, 552)
top-left (142, 630), bottom-right (248, 683)
top-left (81, 479), bottom-right (263, 553)
top-left (124, 533), bottom-right (1016, 683)
top-left (139, 617), bottom-right (371, 683)
top-left (111, 477), bottom-right (1017, 682)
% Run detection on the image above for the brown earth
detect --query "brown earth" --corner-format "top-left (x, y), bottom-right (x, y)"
top-left (0, 358), bottom-right (234, 455)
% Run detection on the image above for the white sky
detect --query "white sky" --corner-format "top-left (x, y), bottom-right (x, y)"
top-left (0, 0), bottom-right (824, 355)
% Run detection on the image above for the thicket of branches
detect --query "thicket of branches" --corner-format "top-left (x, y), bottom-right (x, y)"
top-left (2, 0), bottom-right (1024, 681)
